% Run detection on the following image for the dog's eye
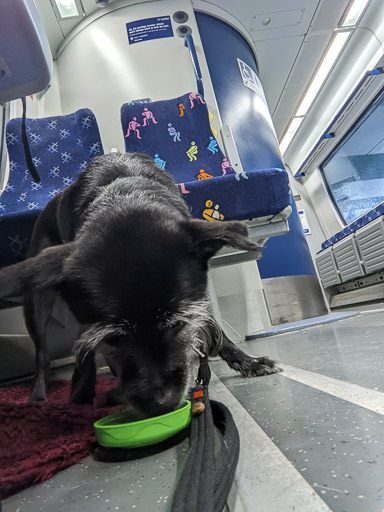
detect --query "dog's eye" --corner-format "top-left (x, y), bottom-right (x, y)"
top-left (169, 321), bottom-right (187, 335)
top-left (164, 362), bottom-right (185, 380)
top-left (172, 320), bottom-right (186, 329)
top-left (171, 366), bottom-right (185, 380)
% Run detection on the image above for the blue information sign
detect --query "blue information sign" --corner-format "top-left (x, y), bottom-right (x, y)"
top-left (126, 16), bottom-right (174, 45)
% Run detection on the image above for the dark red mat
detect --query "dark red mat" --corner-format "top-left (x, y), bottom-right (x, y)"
top-left (0, 376), bottom-right (121, 499)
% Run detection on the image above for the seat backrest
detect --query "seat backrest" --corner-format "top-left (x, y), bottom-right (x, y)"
top-left (3, 108), bottom-right (103, 214)
top-left (0, 108), bottom-right (103, 268)
top-left (121, 92), bottom-right (234, 183)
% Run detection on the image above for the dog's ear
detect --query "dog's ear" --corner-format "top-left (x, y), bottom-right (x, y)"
top-left (186, 219), bottom-right (259, 261)
top-left (0, 243), bottom-right (75, 299)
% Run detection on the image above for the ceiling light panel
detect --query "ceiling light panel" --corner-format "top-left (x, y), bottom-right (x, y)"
top-left (296, 30), bottom-right (352, 117)
top-left (279, 117), bottom-right (304, 155)
top-left (342, 0), bottom-right (371, 27)
top-left (51, 0), bottom-right (81, 19)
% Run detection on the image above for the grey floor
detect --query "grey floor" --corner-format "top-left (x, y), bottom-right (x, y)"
top-left (3, 306), bottom-right (384, 512)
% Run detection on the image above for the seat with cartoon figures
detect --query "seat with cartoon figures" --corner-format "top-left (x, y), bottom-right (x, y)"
top-left (121, 92), bottom-right (291, 234)
top-left (0, 108), bottom-right (103, 270)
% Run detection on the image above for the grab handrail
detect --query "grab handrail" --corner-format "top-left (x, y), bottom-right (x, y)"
top-left (0, 102), bottom-right (10, 193)
top-left (184, 33), bottom-right (204, 97)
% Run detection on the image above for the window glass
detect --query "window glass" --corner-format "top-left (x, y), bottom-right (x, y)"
top-left (321, 91), bottom-right (384, 224)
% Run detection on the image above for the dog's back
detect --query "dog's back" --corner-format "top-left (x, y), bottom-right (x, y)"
top-left (44, 153), bottom-right (188, 250)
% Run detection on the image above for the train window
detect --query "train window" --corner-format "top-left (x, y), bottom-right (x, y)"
top-left (321, 89), bottom-right (384, 224)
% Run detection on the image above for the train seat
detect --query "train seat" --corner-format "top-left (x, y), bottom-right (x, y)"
top-left (121, 92), bottom-right (291, 224)
top-left (320, 201), bottom-right (384, 251)
top-left (316, 201), bottom-right (384, 288)
top-left (0, 108), bottom-right (104, 270)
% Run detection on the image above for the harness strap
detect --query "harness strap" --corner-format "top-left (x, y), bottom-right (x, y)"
top-left (197, 354), bottom-right (211, 385)
top-left (21, 97), bottom-right (40, 183)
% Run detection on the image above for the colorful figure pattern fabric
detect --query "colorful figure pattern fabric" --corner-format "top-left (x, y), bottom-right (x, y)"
top-left (121, 92), bottom-right (291, 223)
top-left (0, 109), bottom-right (103, 268)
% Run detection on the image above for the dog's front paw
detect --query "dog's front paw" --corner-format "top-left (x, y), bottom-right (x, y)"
top-left (29, 390), bottom-right (48, 402)
top-left (29, 381), bottom-right (48, 402)
top-left (235, 356), bottom-right (283, 377)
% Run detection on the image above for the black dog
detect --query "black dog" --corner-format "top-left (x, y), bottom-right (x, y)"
top-left (0, 153), bottom-right (280, 416)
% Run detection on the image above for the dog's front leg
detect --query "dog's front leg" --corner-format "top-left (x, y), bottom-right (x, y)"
top-left (70, 350), bottom-right (96, 404)
top-left (217, 331), bottom-right (282, 377)
top-left (24, 290), bottom-right (55, 402)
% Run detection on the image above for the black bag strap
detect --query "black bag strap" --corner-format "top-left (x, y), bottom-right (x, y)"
top-left (171, 357), bottom-right (240, 512)
top-left (21, 97), bottom-right (40, 183)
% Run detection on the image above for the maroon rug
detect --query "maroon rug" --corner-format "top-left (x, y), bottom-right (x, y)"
top-left (0, 376), bottom-right (121, 499)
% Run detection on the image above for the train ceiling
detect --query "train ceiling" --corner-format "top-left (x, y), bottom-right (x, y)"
top-left (35, 0), bottom-right (352, 139)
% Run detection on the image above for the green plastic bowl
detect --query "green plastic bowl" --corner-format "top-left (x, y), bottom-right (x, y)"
top-left (94, 401), bottom-right (192, 448)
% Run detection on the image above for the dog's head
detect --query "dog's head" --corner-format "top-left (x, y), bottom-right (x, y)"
top-left (0, 219), bottom-right (257, 416)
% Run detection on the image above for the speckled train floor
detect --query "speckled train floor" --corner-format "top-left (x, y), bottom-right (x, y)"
top-left (3, 306), bottom-right (384, 512)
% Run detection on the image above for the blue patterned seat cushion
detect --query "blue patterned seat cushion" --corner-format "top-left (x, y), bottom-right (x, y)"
top-left (0, 109), bottom-right (103, 268)
top-left (319, 201), bottom-right (384, 252)
top-left (121, 92), bottom-right (291, 222)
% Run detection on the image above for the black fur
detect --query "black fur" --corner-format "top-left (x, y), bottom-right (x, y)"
top-left (0, 153), bottom-right (281, 415)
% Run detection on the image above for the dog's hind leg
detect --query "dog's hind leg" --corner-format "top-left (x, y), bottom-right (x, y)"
top-left (217, 330), bottom-right (282, 377)
top-left (70, 350), bottom-right (96, 404)
top-left (24, 289), bottom-right (56, 401)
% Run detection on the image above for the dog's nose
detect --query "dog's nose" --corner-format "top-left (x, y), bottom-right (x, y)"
top-left (142, 390), bottom-right (180, 417)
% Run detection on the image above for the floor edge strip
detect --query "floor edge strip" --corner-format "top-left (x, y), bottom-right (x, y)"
top-left (279, 364), bottom-right (384, 416)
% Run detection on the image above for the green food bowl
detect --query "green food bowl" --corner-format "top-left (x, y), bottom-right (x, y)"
top-left (94, 401), bottom-right (192, 448)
